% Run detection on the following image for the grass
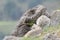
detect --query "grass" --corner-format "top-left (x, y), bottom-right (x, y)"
top-left (22, 25), bottom-right (60, 40)
top-left (0, 21), bottom-right (60, 40)
top-left (0, 21), bottom-right (17, 34)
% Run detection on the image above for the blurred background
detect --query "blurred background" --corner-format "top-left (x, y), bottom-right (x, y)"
top-left (0, 0), bottom-right (60, 40)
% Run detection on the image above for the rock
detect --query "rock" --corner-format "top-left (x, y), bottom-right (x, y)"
top-left (16, 5), bottom-right (48, 28)
top-left (43, 33), bottom-right (60, 40)
top-left (54, 30), bottom-right (60, 38)
top-left (24, 24), bottom-right (42, 37)
top-left (11, 24), bottom-right (31, 37)
top-left (31, 5), bottom-right (47, 20)
top-left (35, 5), bottom-right (50, 18)
top-left (11, 5), bottom-right (48, 37)
top-left (51, 10), bottom-right (60, 26)
top-left (36, 15), bottom-right (50, 28)
top-left (3, 36), bottom-right (21, 40)
top-left (31, 24), bottom-right (41, 30)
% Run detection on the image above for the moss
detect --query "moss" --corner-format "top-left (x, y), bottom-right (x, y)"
top-left (26, 20), bottom-right (35, 27)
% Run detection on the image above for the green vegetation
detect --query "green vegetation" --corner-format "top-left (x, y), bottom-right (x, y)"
top-left (22, 25), bottom-right (60, 40)
top-left (0, 21), bottom-right (60, 40)
top-left (0, 21), bottom-right (17, 40)
top-left (0, 21), bottom-right (17, 34)
top-left (26, 20), bottom-right (35, 27)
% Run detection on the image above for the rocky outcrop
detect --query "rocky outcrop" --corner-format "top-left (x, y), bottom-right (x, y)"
top-left (11, 24), bottom-right (31, 37)
top-left (36, 15), bottom-right (50, 28)
top-left (51, 10), bottom-right (60, 26)
top-left (11, 5), bottom-right (50, 37)
top-left (24, 24), bottom-right (42, 37)
top-left (16, 5), bottom-right (47, 27)
top-left (3, 5), bottom-right (60, 40)
top-left (24, 15), bottom-right (50, 37)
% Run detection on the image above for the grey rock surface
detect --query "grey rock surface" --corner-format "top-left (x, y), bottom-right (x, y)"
top-left (24, 24), bottom-right (42, 37)
top-left (16, 5), bottom-right (47, 27)
top-left (43, 33), bottom-right (60, 40)
top-left (11, 5), bottom-right (49, 37)
top-left (3, 36), bottom-right (21, 40)
top-left (31, 24), bottom-right (41, 30)
top-left (11, 24), bottom-right (31, 37)
top-left (36, 15), bottom-right (50, 28)
top-left (51, 10), bottom-right (60, 26)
